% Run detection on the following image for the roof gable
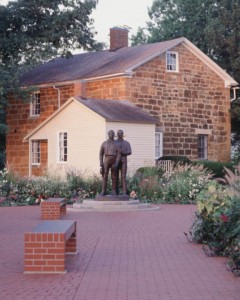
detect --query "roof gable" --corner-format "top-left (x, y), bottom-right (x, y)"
top-left (24, 98), bottom-right (157, 141)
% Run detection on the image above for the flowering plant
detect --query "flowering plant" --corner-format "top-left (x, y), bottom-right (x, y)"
top-left (189, 179), bottom-right (240, 276)
top-left (130, 190), bottom-right (137, 199)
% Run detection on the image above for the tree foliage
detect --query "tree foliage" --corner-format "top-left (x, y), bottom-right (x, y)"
top-left (0, 0), bottom-right (101, 134)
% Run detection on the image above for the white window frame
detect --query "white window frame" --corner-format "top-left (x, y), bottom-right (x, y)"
top-left (31, 140), bottom-right (40, 165)
top-left (30, 92), bottom-right (40, 116)
top-left (166, 51), bottom-right (179, 72)
top-left (198, 135), bottom-right (208, 160)
top-left (58, 132), bottom-right (68, 163)
top-left (155, 132), bottom-right (163, 159)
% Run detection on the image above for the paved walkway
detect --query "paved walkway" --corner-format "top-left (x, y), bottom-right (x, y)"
top-left (0, 204), bottom-right (239, 300)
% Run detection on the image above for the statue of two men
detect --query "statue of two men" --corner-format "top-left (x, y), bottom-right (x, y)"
top-left (99, 129), bottom-right (132, 196)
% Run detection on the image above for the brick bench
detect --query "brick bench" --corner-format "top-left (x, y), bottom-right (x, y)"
top-left (41, 198), bottom-right (66, 220)
top-left (24, 220), bottom-right (77, 274)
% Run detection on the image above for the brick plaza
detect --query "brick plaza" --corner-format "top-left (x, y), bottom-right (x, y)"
top-left (0, 204), bottom-right (239, 300)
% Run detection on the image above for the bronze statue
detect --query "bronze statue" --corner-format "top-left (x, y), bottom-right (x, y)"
top-left (99, 130), bottom-right (119, 196)
top-left (115, 130), bottom-right (132, 195)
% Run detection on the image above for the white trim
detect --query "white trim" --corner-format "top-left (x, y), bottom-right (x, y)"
top-left (21, 73), bottom-right (133, 89)
top-left (30, 92), bottom-right (40, 117)
top-left (83, 72), bottom-right (133, 82)
top-left (155, 131), bottom-right (163, 159)
top-left (57, 131), bottom-right (68, 163)
top-left (28, 141), bottom-right (32, 177)
top-left (198, 135), bottom-right (208, 160)
top-left (31, 140), bottom-right (41, 165)
top-left (166, 51), bottom-right (179, 72)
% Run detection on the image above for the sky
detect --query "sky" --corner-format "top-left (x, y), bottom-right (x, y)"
top-left (0, 0), bottom-right (154, 46)
top-left (91, 0), bottom-right (153, 45)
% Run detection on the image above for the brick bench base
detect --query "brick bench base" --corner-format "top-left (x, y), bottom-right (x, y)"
top-left (41, 198), bottom-right (66, 220)
top-left (24, 220), bottom-right (77, 274)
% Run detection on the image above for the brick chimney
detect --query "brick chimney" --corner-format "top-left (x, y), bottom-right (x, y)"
top-left (110, 27), bottom-right (129, 51)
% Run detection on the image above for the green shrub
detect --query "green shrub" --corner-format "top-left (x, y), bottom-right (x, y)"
top-left (4, 176), bottom-right (71, 206)
top-left (190, 174), bottom-right (240, 276)
top-left (162, 164), bottom-right (212, 204)
top-left (0, 149), bottom-right (5, 170)
top-left (193, 160), bottom-right (235, 179)
top-left (135, 166), bottom-right (164, 179)
top-left (127, 167), bottom-right (165, 202)
top-left (0, 164), bottom-right (212, 206)
top-left (67, 170), bottom-right (105, 200)
top-left (0, 168), bottom-right (9, 198)
top-left (128, 164), bottom-right (211, 204)
top-left (138, 176), bottom-right (163, 203)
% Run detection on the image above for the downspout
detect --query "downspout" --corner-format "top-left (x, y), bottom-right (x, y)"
top-left (29, 140), bottom-right (32, 178)
top-left (230, 86), bottom-right (240, 101)
top-left (53, 85), bottom-right (61, 109)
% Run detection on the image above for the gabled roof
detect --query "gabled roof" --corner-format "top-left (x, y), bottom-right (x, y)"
top-left (20, 37), bottom-right (238, 88)
top-left (76, 97), bottom-right (158, 123)
top-left (23, 97), bottom-right (158, 141)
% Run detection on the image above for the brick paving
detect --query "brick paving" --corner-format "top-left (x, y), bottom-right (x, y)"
top-left (0, 204), bottom-right (239, 300)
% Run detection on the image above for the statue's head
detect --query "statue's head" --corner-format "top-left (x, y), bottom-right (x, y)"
top-left (108, 130), bottom-right (115, 139)
top-left (117, 129), bottom-right (124, 139)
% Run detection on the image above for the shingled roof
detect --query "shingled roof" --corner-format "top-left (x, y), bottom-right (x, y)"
top-left (20, 37), bottom-right (184, 86)
top-left (20, 36), bottom-right (238, 88)
top-left (75, 97), bottom-right (158, 124)
top-left (23, 97), bottom-right (158, 141)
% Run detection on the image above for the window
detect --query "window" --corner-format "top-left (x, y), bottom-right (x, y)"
top-left (59, 132), bottom-right (67, 162)
top-left (166, 51), bottom-right (179, 72)
top-left (30, 92), bottom-right (40, 116)
top-left (198, 135), bottom-right (208, 159)
top-left (155, 131), bottom-right (163, 159)
top-left (32, 141), bottom-right (40, 165)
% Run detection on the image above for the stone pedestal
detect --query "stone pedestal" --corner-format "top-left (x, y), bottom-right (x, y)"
top-left (95, 194), bottom-right (129, 201)
top-left (72, 198), bottom-right (160, 212)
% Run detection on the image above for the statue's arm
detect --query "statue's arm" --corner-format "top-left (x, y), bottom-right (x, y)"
top-left (99, 144), bottom-right (104, 166)
top-left (123, 142), bottom-right (132, 156)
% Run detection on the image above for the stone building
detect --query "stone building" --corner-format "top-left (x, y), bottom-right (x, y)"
top-left (6, 28), bottom-right (238, 177)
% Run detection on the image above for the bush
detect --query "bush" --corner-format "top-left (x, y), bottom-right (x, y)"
top-left (0, 149), bottom-right (5, 170)
top-left (135, 166), bottom-right (164, 180)
top-left (1, 176), bottom-right (71, 206)
top-left (138, 176), bottom-right (163, 203)
top-left (0, 164), bottom-right (212, 206)
top-left (67, 170), bottom-right (104, 200)
top-left (189, 170), bottom-right (240, 276)
top-left (127, 167), bottom-right (165, 202)
top-left (0, 168), bottom-right (10, 198)
top-left (162, 164), bottom-right (212, 204)
top-left (128, 164), bottom-right (211, 204)
top-left (193, 160), bottom-right (235, 179)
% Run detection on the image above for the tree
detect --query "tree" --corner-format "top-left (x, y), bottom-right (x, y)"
top-left (132, 0), bottom-right (212, 54)
top-left (205, 0), bottom-right (240, 81)
top-left (0, 0), bottom-right (101, 134)
top-left (131, 0), bottom-right (240, 82)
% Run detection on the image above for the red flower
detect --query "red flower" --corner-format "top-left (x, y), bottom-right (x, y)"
top-left (220, 214), bottom-right (228, 222)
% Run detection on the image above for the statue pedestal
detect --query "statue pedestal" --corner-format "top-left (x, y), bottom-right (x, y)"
top-left (95, 194), bottom-right (129, 201)
top-left (72, 198), bottom-right (160, 211)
